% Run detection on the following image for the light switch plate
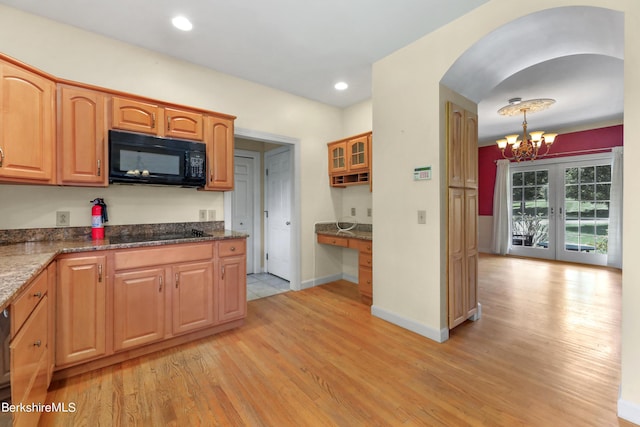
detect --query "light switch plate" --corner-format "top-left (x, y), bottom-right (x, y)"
top-left (207, 210), bottom-right (216, 221)
top-left (417, 210), bottom-right (426, 224)
top-left (199, 210), bottom-right (207, 221)
top-left (367, 208), bottom-right (372, 217)
top-left (351, 207), bottom-right (356, 216)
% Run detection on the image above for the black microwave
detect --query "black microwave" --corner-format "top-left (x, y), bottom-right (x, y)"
top-left (109, 130), bottom-right (206, 187)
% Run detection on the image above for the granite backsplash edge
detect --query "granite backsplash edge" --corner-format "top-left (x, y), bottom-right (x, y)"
top-left (0, 221), bottom-right (225, 245)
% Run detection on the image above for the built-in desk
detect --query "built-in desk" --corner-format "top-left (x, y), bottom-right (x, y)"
top-left (316, 227), bottom-right (372, 305)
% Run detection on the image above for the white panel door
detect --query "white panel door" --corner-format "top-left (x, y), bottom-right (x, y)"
top-left (265, 146), bottom-right (291, 281)
top-left (232, 156), bottom-right (255, 273)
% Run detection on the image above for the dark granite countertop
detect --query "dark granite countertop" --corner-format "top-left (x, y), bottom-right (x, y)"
top-left (315, 222), bottom-right (372, 241)
top-left (0, 226), bottom-right (247, 311)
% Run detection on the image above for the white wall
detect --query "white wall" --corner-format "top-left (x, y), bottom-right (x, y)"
top-left (0, 5), bottom-right (342, 288)
top-left (371, 0), bottom-right (640, 420)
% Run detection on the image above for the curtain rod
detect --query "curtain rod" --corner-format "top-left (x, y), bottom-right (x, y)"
top-left (493, 147), bottom-right (613, 163)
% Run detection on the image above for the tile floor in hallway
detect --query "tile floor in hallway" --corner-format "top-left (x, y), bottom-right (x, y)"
top-left (246, 273), bottom-right (290, 301)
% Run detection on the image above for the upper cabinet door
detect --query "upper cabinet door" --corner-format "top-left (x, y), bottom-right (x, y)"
top-left (58, 85), bottom-right (108, 186)
top-left (111, 97), bottom-right (162, 135)
top-left (447, 102), bottom-right (478, 189)
top-left (347, 135), bottom-right (369, 171)
top-left (463, 111), bottom-right (478, 189)
top-left (328, 141), bottom-right (347, 174)
top-left (0, 61), bottom-right (56, 183)
top-left (447, 102), bottom-right (465, 188)
top-left (165, 107), bottom-right (204, 141)
top-left (203, 115), bottom-right (234, 191)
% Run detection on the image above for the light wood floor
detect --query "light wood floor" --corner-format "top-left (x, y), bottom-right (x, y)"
top-left (41, 254), bottom-right (633, 426)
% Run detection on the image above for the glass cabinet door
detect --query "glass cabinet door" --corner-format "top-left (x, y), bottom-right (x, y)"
top-left (347, 136), bottom-right (369, 170)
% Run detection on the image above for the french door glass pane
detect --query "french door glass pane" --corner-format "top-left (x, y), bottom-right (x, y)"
top-left (563, 164), bottom-right (611, 255)
top-left (511, 169), bottom-right (549, 248)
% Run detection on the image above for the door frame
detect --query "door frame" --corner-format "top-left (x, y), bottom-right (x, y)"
top-left (224, 149), bottom-right (261, 274)
top-left (226, 128), bottom-right (301, 291)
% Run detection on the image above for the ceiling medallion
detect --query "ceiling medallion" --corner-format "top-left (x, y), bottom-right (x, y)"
top-left (496, 98), bottom-right (558, 162)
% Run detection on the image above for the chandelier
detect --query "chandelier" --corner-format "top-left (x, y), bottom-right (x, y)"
top-left (496, 98), bottom-right (558, 162)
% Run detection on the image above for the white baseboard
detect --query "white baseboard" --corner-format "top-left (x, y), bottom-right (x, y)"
top-left (371, 305), bottom-right (449, 343)
top-left (300, 273), bottom-right (342, 290)
top-left (343, 273), bottom-right (357, 283)
top-left (618, 397), bottom-right (640, 424)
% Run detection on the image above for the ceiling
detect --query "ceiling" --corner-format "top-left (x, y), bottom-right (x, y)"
top-left (0, 2), bottom-right (624, 143)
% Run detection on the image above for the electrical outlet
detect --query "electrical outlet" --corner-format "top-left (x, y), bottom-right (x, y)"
top-left (417, 210), bottom-right (426, 224)
top-left (199, 209), bottom-right (207, 221)
top-left (367, 208), bottom-right (372, 217)
top-left (56, 211), bottom-right (70, 227)
top-left (207, 210), bottom-right (216, 221)
top-left (350, 207), bottom-right (356, 216)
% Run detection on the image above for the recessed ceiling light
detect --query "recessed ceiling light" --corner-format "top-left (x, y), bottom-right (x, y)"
top-left (172, 16), bottom-right (193, 31)
top-left (334, 82), bottom-right (348, 91)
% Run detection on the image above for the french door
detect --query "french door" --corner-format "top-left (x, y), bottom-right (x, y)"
top-left (509, 154), bottom-right (612, 266)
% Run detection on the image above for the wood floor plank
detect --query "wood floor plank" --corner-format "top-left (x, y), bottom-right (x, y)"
top-left (40, 256), bottom-right (635, 426)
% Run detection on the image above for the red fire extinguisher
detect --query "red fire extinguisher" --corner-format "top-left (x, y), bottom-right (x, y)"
top-left (90, 198), bottom-right (108, 240)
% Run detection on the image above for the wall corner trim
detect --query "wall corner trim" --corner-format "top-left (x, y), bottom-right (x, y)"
top-left (618, 397), bottom-right (640, 424)
top-left (371, 305), bottom-right (449, 343)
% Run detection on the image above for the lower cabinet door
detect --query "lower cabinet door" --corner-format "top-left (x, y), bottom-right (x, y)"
top-left (113, 268), bottom-right (165, 351)
top-left (172, 261), bottom-right (215, 335)
top-left (217, 256), bottom-right (247, 323)
top-left (11, 297), bottom-right (48, 427)
top-left (57, 255), bottom-right (107, 365)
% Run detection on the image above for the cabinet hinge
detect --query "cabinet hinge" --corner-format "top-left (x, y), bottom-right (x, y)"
top-left (266, 253), bottom-right (269, 261)
top-left (266, 168), bottom-right (269, 176)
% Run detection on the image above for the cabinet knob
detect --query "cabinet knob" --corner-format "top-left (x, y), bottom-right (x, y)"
top-left (33, 291), bottom-right (42, 298)
top-left (230, 246), bottom-right (236, 252)
top-left (33, 340), bottom-right (42, 348)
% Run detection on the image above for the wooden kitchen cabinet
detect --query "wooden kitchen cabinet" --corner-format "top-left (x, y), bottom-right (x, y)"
top-left (317, 234), bottom-right (373, 305)
top-left (327, 131), bottom-right (372, 188)
top-left (353, 239), bottom-right (373, 304)
top-left (111, 97), bottom-right (163, 136)
top-left (112, 242), bottom-right (216, 350)
top-left (111, 97), bottom-right (204, 141)
top-left (347, 134), bottom-right (370, 171)
top-left (10, 267), bottom-right (52, 427)
top-left (171, 261), bottom-right (215, 335)
top-left (50, 240), bottom-right (245, 379)
top-left (165, 107), bottom-right (204, 141)
top-left (328, 141), bottom-right (347, 174)
top-left (58, 85), bottom-right (108, 186)
top-left (447, 102), bottom-right (478, 189)
top-left (446, 102), bottom-right (479, 329)
top-left (56, 254), bottom-right (107, 366)
top-left (216, 240), bottom-right (247, 323)
top-left (0, 60), bottom-right (56, 184)
top-left (113, 267), bottom-right (166, 351)
top-left (204, 115), bottom-right (235, 191)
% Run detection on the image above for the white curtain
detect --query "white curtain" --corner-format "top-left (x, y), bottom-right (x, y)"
top-left (607, 146), bottom-right (623, 268)
top-left (492, 159), bottom-right (511, 255)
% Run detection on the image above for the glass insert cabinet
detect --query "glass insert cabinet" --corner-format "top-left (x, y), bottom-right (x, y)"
top-left (327, 131), bottom-right (372, 189)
